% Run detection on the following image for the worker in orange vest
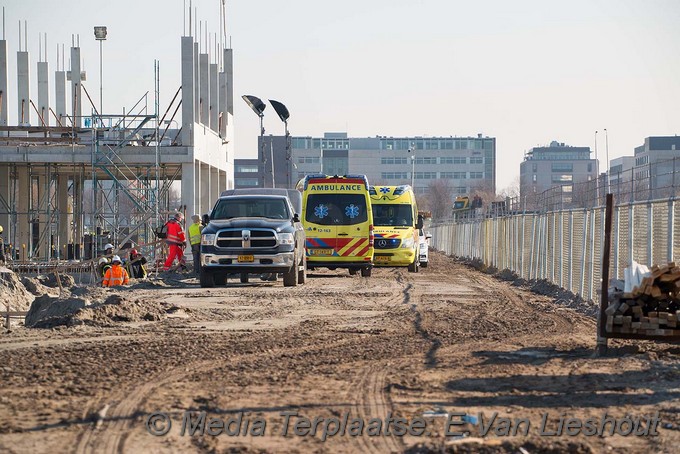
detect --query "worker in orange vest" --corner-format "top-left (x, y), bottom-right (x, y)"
top-left (103, 255), bottom-right (130, 287)
top-left (164, 212), bottom-right (187, 271)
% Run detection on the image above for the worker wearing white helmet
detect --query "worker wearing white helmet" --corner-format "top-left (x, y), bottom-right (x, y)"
top-left (103, 255), bottom-right (129, 287)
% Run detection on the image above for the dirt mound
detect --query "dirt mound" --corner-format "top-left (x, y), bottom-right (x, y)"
top-left (24, 292), bottom-right (171, 328)
top-left (20, 276), bottom-right (54, 296)
top-left (37, 272), bottom-right (76, 289)
top-left (0, 267), bottom-right (34, 311)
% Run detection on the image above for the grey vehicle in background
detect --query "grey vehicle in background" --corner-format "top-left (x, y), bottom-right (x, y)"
top-left (199, 189), bottom-right (306, 287)
top-left (419, 229), bottom-right (432, 267)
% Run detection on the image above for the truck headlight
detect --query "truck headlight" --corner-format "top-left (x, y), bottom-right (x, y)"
top-left (401, 237), bottom-right (415, 248)
top-left (278, 233), bottom-right (295, 245)
top-left (201, 234), bottom-right (216, 245)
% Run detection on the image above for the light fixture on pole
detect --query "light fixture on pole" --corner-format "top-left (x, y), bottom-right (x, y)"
top-left (242, 95), bottom-right (267, 187)
top-left (94, 26), bottom-right (107, 125)
top-left (269, 99), bottom-right (290, 188)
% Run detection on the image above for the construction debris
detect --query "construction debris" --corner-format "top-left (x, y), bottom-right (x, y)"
top-left (607, 261), bottom-right (680, 336)
top-left (0, 266), bottom-right (34, 312)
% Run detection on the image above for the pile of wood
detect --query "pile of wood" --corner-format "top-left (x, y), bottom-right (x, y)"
top-left (606, 263), bottom-right (680, 336)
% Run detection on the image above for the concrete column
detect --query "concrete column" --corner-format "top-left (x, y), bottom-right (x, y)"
top-left (69, 47), bottom-right (82, 127)
top-left (181, 37), bottom-right (195, 147)
top-left (57, 174), bottom-right (70, 257)
top-left (73, 175), bottom-right (83, 259)
top-left (0, 165), bottom-right (9, 240)
top-left (16, 166), bottom-right (30, 260)
top-left (224, 48), bottom-right (233, 117)
top-left (194, 161), bottom-right (201, 214)
top-left (36, 174), bottom-right (50, 259)
top-left (210, 166), bottom-right (219, 205)
top-left (193, 42), bottom-right (200, 121)
top-left (17, 51), bottom-right (30, 125)
top-left (55, 71), bottom-right (66, 125)
top-left (199, 54), bottom-right (209, 125)
top-left (0, 40), bottom-right (8, 126)
top-left (220, 170), bottom-right (230, 191)
top-left (209, 63), bottom-right (218, 132)
top-left (218, 71), bottom-right (226, 138)
top-left (181, 162), bottom-right (196, 222)
top-left (38, 61), bottom-right (49, 126)
top-left (200, 163), bottom-right (211, 214)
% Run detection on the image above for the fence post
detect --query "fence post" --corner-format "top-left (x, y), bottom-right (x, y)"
top-left (580, 210), bottom-right (588, 298)
top-left (669, 199), bottom-right (675, 264)
top-left (589, 207), bottom-right (596, 301)
top-left (559, 211), bottom-right (564, 287)
top-left (520, 214), bottom-right (526, 278)
top-left (647, 202), bottom-right (653, 266)
top-left (569, 211), bottom-right (574, 293)
top-left (629, 204), bottom-right (634, 266)
top-left (596, 194), bottom-right (614, 356)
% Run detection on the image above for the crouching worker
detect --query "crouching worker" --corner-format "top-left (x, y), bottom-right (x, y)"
top-left (103, 255), bottom-right (130, 287)
top-left (125, 249), bottom-right (148, 279)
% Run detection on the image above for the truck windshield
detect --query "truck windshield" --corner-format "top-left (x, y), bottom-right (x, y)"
top-left (305, 194), bottom-right (368, 226)
top-left (372, 204), bottom-right (413, 227)
top-left (211, 197), bottom-right (289, 220)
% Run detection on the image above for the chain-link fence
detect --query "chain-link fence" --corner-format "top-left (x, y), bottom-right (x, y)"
top-left (431, 159), bottom-right (680, 304)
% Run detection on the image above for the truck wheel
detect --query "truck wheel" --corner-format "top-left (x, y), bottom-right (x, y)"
top-left (199, 268), bottom-right (215, 288)
top-left (240, 273), bottom-right (249, 283)
top-left (283, 265), bottom-right (298, 287)
top-left (214, 273), bottom-right (227, 285)
top-left (360, 267), bottom-right (372, 277)
top-left (297, 257), bottom-right (307, 284)
top-left (421, 261), bottom-right (428, 268)
top-left (349, 268), bottom-right (358, 276)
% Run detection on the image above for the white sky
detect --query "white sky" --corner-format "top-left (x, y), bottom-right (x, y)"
top-left (3, 0), bottom-right (679, 191)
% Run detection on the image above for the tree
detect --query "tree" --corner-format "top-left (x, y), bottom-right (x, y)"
top-left (426, 179), bottom-right (453, 220)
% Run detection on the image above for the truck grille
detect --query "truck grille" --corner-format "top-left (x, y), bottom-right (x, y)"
top-left (215, 229), bottom-right (277, 249)
top-left (374, 238), bottom-right (401, 249)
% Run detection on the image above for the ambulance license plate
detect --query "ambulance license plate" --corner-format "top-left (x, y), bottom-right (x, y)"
top-left (237, 255), bottom-right (254, 262)
top-left (310, 249), bottom-right (333, 256)
top-left (375, 256), bottom-right (390, 263)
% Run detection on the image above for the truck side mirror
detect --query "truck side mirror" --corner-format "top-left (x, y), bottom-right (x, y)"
top-left (293, 213), bottom-right (300, 223)
top-left (426, 233), bottom-right (432, 240)
top-left (202, 214), bottom-right (210, 225)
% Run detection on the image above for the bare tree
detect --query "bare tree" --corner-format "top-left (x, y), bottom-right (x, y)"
top-left (426, 179), bottom-right (453, 220)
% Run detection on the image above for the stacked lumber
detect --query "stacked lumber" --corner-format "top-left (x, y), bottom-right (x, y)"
top-left (606, 262), bottom-right (680, 336)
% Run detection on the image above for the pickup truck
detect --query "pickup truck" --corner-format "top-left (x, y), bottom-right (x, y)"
top-left (198, 189), bottom-right (307, 287)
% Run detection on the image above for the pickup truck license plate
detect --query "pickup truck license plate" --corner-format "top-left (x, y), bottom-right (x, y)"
top-left (310, 248), bottom-right (333, 256)
top-left (237, 255), bottom-right (254, 263)
top-left (375, 256), bottom-right (390, 263)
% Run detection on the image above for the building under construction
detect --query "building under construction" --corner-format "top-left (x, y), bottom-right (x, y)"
top-left (0, 18), bottom-right (234, 264)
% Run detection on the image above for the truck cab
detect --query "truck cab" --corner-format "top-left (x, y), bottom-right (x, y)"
top-left (199, 189), bottom-right (306, 287)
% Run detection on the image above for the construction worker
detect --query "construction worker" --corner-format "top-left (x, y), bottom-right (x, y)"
top-left (188, 214), bottom-right (203, 276)
top-left (98, 257), bottom-right (111, 279)
top-left (126, 249), bottom-right (148, 279)
top-left (163, 213), bottom-right (187, 271)
top-left (103, 243), bottom-right (115, 258)
top-left (102, 255), bottom-right (130, 287)
top-left (0, 225), bottom-right (5, 264)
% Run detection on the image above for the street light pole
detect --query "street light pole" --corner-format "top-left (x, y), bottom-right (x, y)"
top-left (604, 128), bottom-right (610, 194)
top-left (94, 26), bottom-right (107, 125)
top-left (408, 142), bottom-right (416, 188)
top-left (242, 95), bottom-right (267, 187)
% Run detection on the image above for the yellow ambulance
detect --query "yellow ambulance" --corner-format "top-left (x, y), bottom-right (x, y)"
top-left (297, 174), bottom-right (374, 276)
top-left (369, 185), bottom-right (423, 272)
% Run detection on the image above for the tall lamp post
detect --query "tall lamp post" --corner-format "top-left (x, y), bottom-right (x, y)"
top-left (94, 26), bottom-right (107, 125)
top-left (242, 95), bottom-right (267, 187)
top-left (269, 99), bottom-right (290, 187)
top-left (408, 142), bottom-right (416, 188)
top-left (604, 128), bottom-right (610, 194)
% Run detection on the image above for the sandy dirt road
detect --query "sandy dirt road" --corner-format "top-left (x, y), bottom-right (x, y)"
top-left (0, 252), bottom-right (679, 453)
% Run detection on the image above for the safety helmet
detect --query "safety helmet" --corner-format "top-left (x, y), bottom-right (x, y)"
top-left (112, 255), bottom-right (122, 264)
top-left (130, 249), bottom-right (139, 256)
top-left (104, 243), bottom-right (114, 250)
top-left (98, 257), bottom-right (109, 265)
top-left (0, 225), bottom-right (3, 234)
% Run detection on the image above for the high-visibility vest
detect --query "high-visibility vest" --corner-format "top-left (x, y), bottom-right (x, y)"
top-left (103, 264), bottom-right (130, 287)
top-left (166, 220), bottom-right (186, 245)
top-left (189, 223), bottom-right (203, 245)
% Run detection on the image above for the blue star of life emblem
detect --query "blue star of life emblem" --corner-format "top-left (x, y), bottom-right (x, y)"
top-left (314, 204), bottom-right (329, 219)
top-left (345, 204), bottom-right (360, 218)
top-left (379, 187), bottom-right (391, 194)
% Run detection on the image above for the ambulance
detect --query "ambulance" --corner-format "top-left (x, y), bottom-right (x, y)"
top-left (297, 174), bottom-right (374, 276)
top-left (369, 185), bottom-right (423, 272)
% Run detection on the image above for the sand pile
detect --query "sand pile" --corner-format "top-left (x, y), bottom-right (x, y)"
top-left (24, 291), bottom-right (172, 328)
top-left (0, 266), bottom-right (34, 311)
